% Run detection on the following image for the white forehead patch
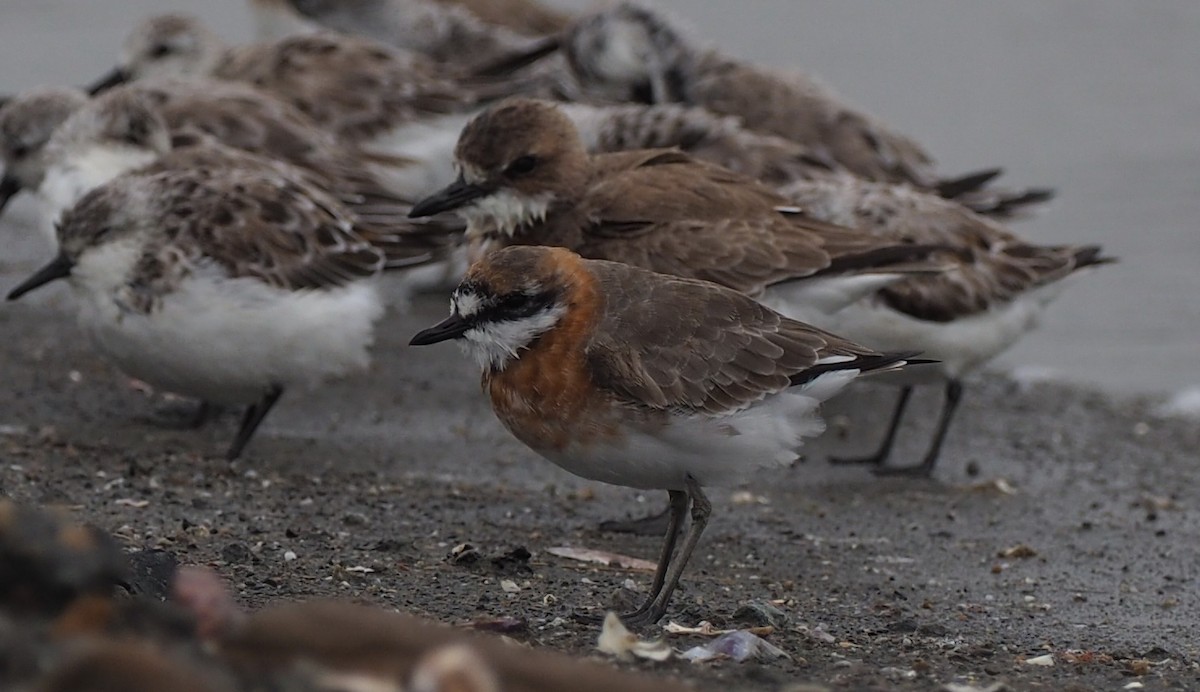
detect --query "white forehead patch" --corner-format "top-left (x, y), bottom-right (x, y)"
top-left (452, 290), bottom-right (483, 317)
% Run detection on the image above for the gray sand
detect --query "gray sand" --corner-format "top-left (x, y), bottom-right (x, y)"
top-left (1, 2), bottom-right (1198, 690)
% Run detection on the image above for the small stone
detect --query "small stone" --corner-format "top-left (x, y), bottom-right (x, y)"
top-left (732, 599), bottom-right (790, 628)
top-left (221, 543), bottom-right (252, 565)
top-left (283, 550), bottom-right (297, 562)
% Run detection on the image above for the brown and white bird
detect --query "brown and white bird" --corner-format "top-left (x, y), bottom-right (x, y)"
top-left (777, 176), bottom-right (1113, 475)
top-left (410, 245), bottom-right (921, 625)
top-left (87, 14), bottom-right (545, 154)
top-left (408, 98), bottom-right (948, 326)
top-left (248, 0), bottom-right (569, 63)
top-left (495, 1), bottom-right (1052, 216)
top-left (5, 92), bottom-right (394, 460)
top-left (0, 87), bottom-right (455, 269)
top-left (410, 98), bottom-right (1112, 480)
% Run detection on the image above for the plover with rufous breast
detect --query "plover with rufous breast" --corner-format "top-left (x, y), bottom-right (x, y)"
top-left (410, 245), bottom-right (922, 625)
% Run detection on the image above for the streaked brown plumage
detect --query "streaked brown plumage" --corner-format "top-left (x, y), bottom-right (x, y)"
top-left (93, 14), bottom-right (545, 146)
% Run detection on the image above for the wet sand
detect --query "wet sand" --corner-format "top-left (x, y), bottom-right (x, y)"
top-left (1, 2), bottom-right (1199, 690)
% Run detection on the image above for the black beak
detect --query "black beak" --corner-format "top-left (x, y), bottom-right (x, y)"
top-left (0, 174), bottom-right (21, 216)
top-left (408, 177), bottom-right (490, 218)
top-left (86, 67), bottom-right (129, 95)
top-left (7, 252), bottom-right (74, 301)
top-left (409, 313), bottom-right (472, 346)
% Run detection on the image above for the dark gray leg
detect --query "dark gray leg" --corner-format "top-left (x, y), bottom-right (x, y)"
top-left (830, 386), bottom-right (914, 466)
top-left (622, 490), bottom-right (689, 621)
top-left (874, 380), bottom-right (963, 477)
top-left (622, 477), bottom-right (711, 628)
top-left (226, 386), bottom-right (284, 460)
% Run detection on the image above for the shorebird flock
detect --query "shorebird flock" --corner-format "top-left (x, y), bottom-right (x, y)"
top-left (0, 0), bottom-right (1112, 629)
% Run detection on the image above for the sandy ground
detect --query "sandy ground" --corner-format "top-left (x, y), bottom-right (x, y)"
top-left (2, 2), bottom-right (1200, 690)
top-left (2, 236), bottom-right (1199, 688)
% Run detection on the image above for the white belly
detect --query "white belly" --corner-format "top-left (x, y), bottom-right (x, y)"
top-left (806, 284), bottom-right (1070, 380)
top-left (535, 371), bottom-right (859, 491)
top-left (74, 274), bottom-right (384, 405)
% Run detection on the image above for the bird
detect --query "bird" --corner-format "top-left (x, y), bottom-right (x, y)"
top-left (407, 96), bottom-right (1112, 490)
top-left (409, 244), bottom-right (922, 625)
top-left (488, 1), bottom-right (1053, 216)
top-left (407, 98), bottom-right (950, 329)
top-left (0, 88), bottom-right (90, 220)
top-left (250, 0), bottom-right (571, 44)
top-left (86, 14), bottom-right (549, 153)
top-left (247, 0), bottom-right (561, 65)
top-left (5, 117), bottom-right (389, 460)
top-left (776, 175), bottom-right (1115, 476)
top-left (0, 87), bottom-right (456, 270)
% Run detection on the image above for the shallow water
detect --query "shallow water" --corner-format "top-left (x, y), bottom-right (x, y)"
top-left (1, 0), bottom-right (1196, 395)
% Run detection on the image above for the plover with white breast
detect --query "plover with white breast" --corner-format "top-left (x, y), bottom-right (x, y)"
top-left (491, 1), bottom-right (1053, 216)
top-left (408, 99), bottom-right (949, 325)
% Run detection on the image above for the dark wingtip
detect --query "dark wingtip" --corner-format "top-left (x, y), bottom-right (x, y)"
top-left (469, 36), bottom-right (562, 77)
top-left (1074, 245), bottom-right (1118, 269)
top-left (936, 167), bottom-right (1004, 198)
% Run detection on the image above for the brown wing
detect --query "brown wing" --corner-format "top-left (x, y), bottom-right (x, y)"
top-left (139, 165), bottom-right (384, 291)
top-left (881, 242), bottom-right (1111, 322)
top-left (572, 151), bottom-right (939, 295)
top-left (583, 259), bottom-right (891, 416)
top-left (690, 54), bottom-right (937, 188)
top-left (781, 177), bottom-right (1111, 321)
top-left (215, 34), bottom-right (471, 142)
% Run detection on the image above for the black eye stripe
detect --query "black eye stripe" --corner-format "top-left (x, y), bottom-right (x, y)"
top-left (456, 288), bottom-right (558, 324)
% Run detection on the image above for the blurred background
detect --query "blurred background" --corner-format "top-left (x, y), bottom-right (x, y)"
top-left (1, 0), bottom-right (1197, 398)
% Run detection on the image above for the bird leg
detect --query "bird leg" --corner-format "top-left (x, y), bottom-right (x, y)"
top-left (622, 476), bottom-right (710, 628)
top-left (620, 489), bottom-right (689, 623)
top-left (874, 380), bottom-right (963, 477)
top-left (225, 386), bottom-right (284, 461)
top-left (830, 386), bottom-right (913, 467)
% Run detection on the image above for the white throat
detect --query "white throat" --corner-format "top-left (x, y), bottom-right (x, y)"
top-left (462, 190), bottom-right (554, 239)
top-left (41, 145), bottom-right (158, 220)
top-left (70, 235), bottom-right (145, 298)
top-left (458, 305), bottom-right (566, 371)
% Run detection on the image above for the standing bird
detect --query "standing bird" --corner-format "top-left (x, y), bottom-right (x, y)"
top-left (490, 2), bottom-right (1052, 216)
top-left (778, 177), bottom-right (1114, 475)
top-left (410, 97), bottom-right (1113, 481)
top-left (0, 88), bottom-right (89, 219)
top-left (410, 245), bottom-right (920, 625)
top-left (4, 100), bottom-right (392, 459)
top-left (86, 14), bottom-right (549, 152)
top-left (408, 98), bottom-right (949, 328)
top-left (0, 87), bottom-right (455, 268)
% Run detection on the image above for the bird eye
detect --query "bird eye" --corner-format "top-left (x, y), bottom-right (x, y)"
top-left (10, 144), bottom-right (29, 159)
top-left (505, 155), bottom-right (538, 176)
top-left (149, 43), bottom-right (173, 58)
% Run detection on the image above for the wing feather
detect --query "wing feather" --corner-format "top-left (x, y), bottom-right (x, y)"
top-left (583, 261), bottom-right (897, 416)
